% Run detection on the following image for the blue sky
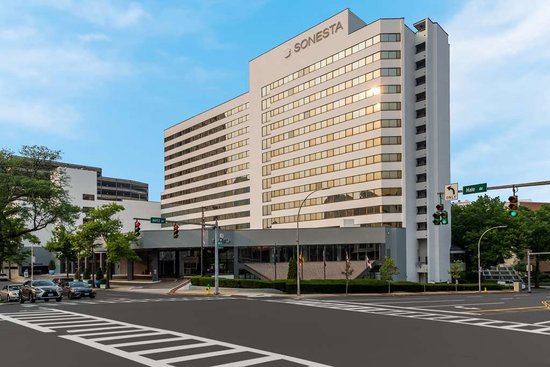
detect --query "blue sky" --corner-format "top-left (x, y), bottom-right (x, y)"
top-left (1, 0), bottom-right (549, 204)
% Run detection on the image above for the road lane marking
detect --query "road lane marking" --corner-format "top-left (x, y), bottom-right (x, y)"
top-left (1, 307), bottom-right (333, 367)
top-left (159, 348), bottom-right (246, 364)
top-left (135, 342), bottom-right (211, 355)
top-left (271, 299), bottom-right (550, 337)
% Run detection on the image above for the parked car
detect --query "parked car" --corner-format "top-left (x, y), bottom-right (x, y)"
top-left (0, 284), bottom-right (21, 302)
top-left (62, 281), bottom-right (96, 299)
top-left (0, 273), bottom-right (8, 281)
top-left (20, 280), bottom-right (62, 303)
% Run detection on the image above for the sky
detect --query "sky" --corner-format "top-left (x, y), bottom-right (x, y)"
top-left (1, 0), bottom-right (549, 204)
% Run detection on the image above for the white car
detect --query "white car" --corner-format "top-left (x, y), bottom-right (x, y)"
top-left (0, 284), bottom-right (21, 302)
top-left (0, 273), bottom-right (8, 281)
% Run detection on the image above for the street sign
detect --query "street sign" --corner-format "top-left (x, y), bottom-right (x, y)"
top-left (463, 183), bottom-right (487, 195)
top-left (444, 183), bottom-right (458, 200)
top-left (150, 217), bottom-right (166, 224)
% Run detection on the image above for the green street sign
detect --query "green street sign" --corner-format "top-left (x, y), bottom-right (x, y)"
top-left (463, 183), bottom-right (487, 195)
top-left (150, 217), bottom-right (166, 224)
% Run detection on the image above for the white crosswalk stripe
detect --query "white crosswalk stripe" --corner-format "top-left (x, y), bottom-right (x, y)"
top-left (0, 308), bottom-right (332, 367)
top-left (11, 296), bottom-right (233, 308)
top-left (270, 299), bottom-right (550, 337)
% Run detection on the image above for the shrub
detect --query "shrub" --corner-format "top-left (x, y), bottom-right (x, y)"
top-left (83, 269), bottom-right (91, 280)
top-left (189, 276), bottom-right (506, 293)
top-left (99, 278), bottom-right (107, 285)
top-left (48, 260), bottom-right (56, 271)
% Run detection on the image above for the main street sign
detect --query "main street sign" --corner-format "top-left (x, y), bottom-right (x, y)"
top-left (150, 217), bottom-right (166, 224)
top-left (463, 183), bottom-right (487, 195)
top-left (445, 183), bottom-right (458, 201)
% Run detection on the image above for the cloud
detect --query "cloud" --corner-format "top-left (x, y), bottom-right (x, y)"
top-left (34, 0), bottom-right (147, 29)
top-left (0, 99), bottom-right (80, 137)
top-left (446, 0), bottom-right (550, 201)
top-left (78, 33), bottom-right (109, 42)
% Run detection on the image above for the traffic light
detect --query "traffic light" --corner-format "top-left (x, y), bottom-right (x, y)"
top-left (134, 220), bottom-right (141, 236)
top-left (433, 204), bottom-right (444, 225)
top-left (507, 196), bottom-right (519, 217)
top-left (440, 210), bottom-right (449, 225)
top-left (173, 223), bottom-right (179, 238)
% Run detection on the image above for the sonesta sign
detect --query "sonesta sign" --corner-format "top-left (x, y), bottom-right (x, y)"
top-left (286, 21), bottom-right (344, 58)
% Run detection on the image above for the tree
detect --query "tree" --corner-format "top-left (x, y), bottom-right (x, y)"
top-left (78, 203), bottom-right (139, 288)
top-left (287, 256), bottom-right (297, 280)
top-left (451, 195), bottom-right (523, 278)
top-left (380, 256), bottom-right (399, 293)
top-left (519, 205), bottom-right (550, 288)
top-left (341, 254), bottom-right (354, 295)
top-left (45, 225), bottom-right (77, 279)
top-left (0, 145), bottom-right (79, 265)
top-left (449, 260), bottom-right (464, 291)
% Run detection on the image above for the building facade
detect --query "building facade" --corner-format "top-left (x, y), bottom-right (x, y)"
top-left (162, 9), bottom-right (451, 282)
top-left (20, 163), bottom-right (159, 276)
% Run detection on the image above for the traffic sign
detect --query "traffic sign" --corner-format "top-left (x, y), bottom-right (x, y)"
top-left (445, 183), bottom-right (458, 200)
top-left (463, 183), bottom-right (487, 195)
top-left (150, 217), bottom-right (166, 224)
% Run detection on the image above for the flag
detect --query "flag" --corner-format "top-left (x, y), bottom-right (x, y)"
top-left (366, 255), bottom-right (375, 270)
top-left (323, 247), bottom-right (326, 268)
top-left (345, 251), bottom-right (350, 268)
top-left (299, 253), bottom-right (304, 265)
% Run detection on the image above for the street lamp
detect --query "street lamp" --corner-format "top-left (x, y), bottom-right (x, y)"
top-left (477, 225), bottom-right (507, 292)
top-left (296, 187), bottom-right (326, 297)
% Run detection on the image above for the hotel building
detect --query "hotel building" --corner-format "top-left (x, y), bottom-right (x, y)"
top-left (161, 9), bottom-right (450, 282)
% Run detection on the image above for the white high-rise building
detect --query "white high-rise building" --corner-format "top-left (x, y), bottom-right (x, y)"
top-left (162, 9), bottom-right (450, 282)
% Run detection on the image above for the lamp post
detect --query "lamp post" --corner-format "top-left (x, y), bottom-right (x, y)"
top-left (296, 188), bottom-right (325, 297)
top-left (478, 225), bottom-right (507, 292)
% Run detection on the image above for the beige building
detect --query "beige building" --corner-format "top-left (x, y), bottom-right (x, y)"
top-left (162, 9), bottom-right (451, 282)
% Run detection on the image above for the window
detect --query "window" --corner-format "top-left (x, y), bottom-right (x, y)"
top-left (416, 157), bottom-right (427, 167)
top-left (417, 206), bottom-right (427, 214)
top-left (416, 125), bottom-right (426, 134)
top-left (416, 92), bottom-right (426, 102)
top-left (416, 108), bottom-right (426, 118)
top-left (415, 59), bottom-right (426, 70)
top-left (417, 222), bottom-right (427, 230)
top-left (416, 174), bottom-right (427, 183)
top-left (415, 76), bottom-right (426, 86)
top-left (416, 141), bottom-right (426, 150)
top-left (416, 190), bottom-right (427, 199)
top-left (415, 42), bottom-right (426, 54)
top-left (82, 194), bottom-right (95, 201)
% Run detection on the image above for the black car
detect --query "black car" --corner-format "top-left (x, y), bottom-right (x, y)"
top-left (20, 280), bottom-right (62, 303)
top-left (62, 281), bottom-right (96, 299)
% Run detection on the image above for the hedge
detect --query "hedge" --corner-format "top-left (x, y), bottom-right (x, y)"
top-left (190, 276), bottom-right (505, 293)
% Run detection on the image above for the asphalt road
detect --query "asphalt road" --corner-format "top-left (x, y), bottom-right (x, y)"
top-left (2, 289), bottom-right (550, 366)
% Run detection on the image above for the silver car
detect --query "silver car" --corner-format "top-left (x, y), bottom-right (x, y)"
top-left (20, 280), bottom-right (62, 303)
top-left (1, 284), bottom-right (21, 302)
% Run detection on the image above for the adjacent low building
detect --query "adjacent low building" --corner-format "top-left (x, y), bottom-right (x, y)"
top-left (19, 163), bottom-right (160, 276)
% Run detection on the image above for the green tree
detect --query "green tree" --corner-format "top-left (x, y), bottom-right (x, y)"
top-left (79, 203), bottom-right (139, 288)
top-left (380, 256), bottom-right (399, 282)
top-left (451, 195), bottom-right (523, 278)
top-left (449, 260), bottom-right (464, 291)
top-left (519, 205), bottom-right (550, 288)
top-left (287, 256), bottom-right (297, 280)
top-left (45, 225), bottom-right (77, 279)
top-left (0, 146), bottom-right (79, 265)
top-left (380, 256), bottom-right (399, 293)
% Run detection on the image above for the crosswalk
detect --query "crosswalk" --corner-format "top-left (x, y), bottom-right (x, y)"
top-left (1, 296), bottom-right (230, 308)
top-left (270, 299), bottom-right (550, 337)
top-left (0, 307), bottom-right (332, 367)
